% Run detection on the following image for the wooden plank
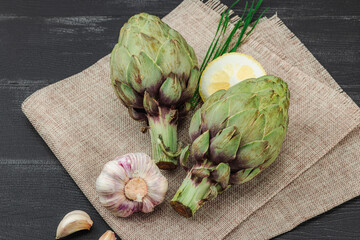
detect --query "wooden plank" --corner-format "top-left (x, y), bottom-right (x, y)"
top-left (0, 0), bottom-right (359, 17)
top-left (0, 15), bottom-right (359, 85)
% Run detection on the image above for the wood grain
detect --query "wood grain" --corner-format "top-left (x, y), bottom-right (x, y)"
top-left (0, 0), bottom-right (359, 239)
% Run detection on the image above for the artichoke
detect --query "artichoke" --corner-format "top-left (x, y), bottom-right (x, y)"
top-left (110, 13), bottom-right (199, 169)
top-left (171, 75), bottom-right (290, 217)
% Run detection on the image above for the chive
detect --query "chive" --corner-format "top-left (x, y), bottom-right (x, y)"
top-left (190, 0), bottom-right (267, 109)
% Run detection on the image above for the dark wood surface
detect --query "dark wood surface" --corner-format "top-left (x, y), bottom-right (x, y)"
top-left (1, 0), bottom-right (359, 239)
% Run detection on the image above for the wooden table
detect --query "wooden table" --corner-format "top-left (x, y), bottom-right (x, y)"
top-left (1, 0), bottom-right (359, 239)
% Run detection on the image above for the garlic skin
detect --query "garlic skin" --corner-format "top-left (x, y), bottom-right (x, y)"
top-left (99, 230), bottom-right (116, 240)
top-left (56, 210), bottom-right (93, 239)
top-left (96, 153), bottom-right (168, 217)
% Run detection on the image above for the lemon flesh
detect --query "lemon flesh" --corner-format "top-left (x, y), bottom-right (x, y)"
top-left (199, 53), bottom-right (266, 101)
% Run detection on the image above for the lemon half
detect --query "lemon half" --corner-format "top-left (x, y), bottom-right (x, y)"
top-left (199, 53), bottom-right (266, 101)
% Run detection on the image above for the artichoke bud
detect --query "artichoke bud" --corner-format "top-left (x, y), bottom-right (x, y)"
top-left (209, 126), bottom-right (241, 164)
top-left (230, 168), bottom-right (261, 185)
top-left (189, 109), bottom-right (202, 141)
top-left (211, 163), bottom-right (230, 190)
top-left (116, 82), bottom-right (143, 108)
top-left (143, 91), bottom-right (159, 116)
top-left (159, 76), bottom-right (182, 106)
top-left (111, 13), bottom-right (199, 169)
top-left (172, 75), bottom-right (290, 217)
top-left (191, 131), bottom-right (210, 161)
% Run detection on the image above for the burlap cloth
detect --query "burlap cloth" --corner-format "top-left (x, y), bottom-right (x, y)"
top-left (21, 0), bottom-right (360, 239)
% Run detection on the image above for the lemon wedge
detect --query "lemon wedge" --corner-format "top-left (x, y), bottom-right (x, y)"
top-left (199, 53), bottom-right (266, 101)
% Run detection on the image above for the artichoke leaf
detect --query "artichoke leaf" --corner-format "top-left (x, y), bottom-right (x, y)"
top-left (179, 145), bottom-right (190, 172)
top-left (211, 163), bottom-right (230, 189)
top-left (110, 44), bottom-right (131, 84)
top-left (202, 99), bottom-right (229, 137)
top-left (159, 76), bottom-right (182, 106)
top-left (116, 82), bottom-right (143, 108)
top-left (256, 89), bottom-right (278, 110)
top-left (227, 92), bottom-right (259, 115)
top-left (181, 66), bottom-right (200, 102)
top-left (189, 108), bottom-right (202, 141)
top-left (191, 131), bottom-right (210, 161)
top-left (234, 140), bottom-right (269, 169)
top-left (209, 126), bottom-right (241, 164)
top-left (223, 78), bottom-right (257, 97)
top-left (226, 108), bottom-right (259, 135)
top-left (143, 91), bottom-right (159, 116)
top-left (141, 17), bottom-right (169, 44)
top-left (252, 75), bottom-right (277, 92)
top-left (200, 89), bottom-right (226, 113)
top-left (127, 53), bottom-right (163, 97)
top-left (126, 30), bottom-right (161, 60)
top-left (262, 104), bottom-right (284, 135)
top-left (263, 126), bottom-right (285, 156)
top-left (230, 168), bottom-right (261, 184)
top-left (155, 39), bottom-right (192, 80)
top-left (241, 112), bottom-right (265, 145)
top-left (192, 168), bottom-right (210, 178)
top-left (128, 107), bottom-right (147, 121)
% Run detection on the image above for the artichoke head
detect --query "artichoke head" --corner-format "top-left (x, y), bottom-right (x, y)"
top-left (171, 75), bottom-right (290, 217)
top-left (110, 13), bottom-right (199, 169)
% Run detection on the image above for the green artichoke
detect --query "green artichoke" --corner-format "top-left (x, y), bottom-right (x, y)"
top-left (110, 13), bottom-right (199, 169)
top-left (171, 75), bottom-right (290, 217)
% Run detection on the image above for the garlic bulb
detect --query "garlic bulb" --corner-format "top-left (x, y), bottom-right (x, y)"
top-left (96, 153), bottom-right (168, 217)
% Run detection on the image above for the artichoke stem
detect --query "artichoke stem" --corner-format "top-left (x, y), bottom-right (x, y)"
top-left (171, 164), bottom-right (218, 217)
top-left (148, 107), bottom-right (178, 170)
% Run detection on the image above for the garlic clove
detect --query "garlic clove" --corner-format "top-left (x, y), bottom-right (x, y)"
top-left (142, 196), bottom-right (156, 213)
top-left (145, 174), bottom-right (169, 205)
top-left (99, 230), bottom-right (116, 240)
top-left (56, 210), bottom-right (93, 239)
